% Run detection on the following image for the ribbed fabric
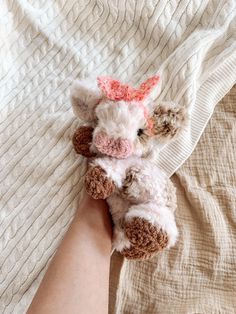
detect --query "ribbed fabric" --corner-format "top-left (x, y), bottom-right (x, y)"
top-left (0, 0), bottom-right (235, 312)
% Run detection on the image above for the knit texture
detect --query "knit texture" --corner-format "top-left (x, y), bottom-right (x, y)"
top-left (85, 165), bottom-right (116, 199)
top-left (0, 0), bottom-right (236, 312)
top-left (122, 216), bottom-right (169, 260)
top-left (97, 76), bottom-right (160, 101)
top-left (124, 218), bottom-right (169, 251)
top-left (94, 132), bottom-right (133, 158)
top-left (72, 126), bottom-right (96, 157)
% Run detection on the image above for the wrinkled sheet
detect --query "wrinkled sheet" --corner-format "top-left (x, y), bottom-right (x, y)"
top-left (109, 86), bottom-right (236, 314)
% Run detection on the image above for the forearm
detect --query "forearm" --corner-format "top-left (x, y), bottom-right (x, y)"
top-left (27, 196), bottom-right (112, 314)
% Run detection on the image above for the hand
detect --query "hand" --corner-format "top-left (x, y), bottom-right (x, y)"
top-left (27, 192), bottom-right (113, 314)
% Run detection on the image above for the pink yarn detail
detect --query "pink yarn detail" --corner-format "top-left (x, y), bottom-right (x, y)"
top-left (97, 76), bottom-right (160, 101)
top-left (94, 132), bottom-right (133, 159)
top-left (146, 118), bottom-right (154, 133)
top-left (97, 76), bottom-right (160, 133)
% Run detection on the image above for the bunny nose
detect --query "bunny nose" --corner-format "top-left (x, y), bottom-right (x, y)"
top-left (94, 132), bottom-right (133, 158)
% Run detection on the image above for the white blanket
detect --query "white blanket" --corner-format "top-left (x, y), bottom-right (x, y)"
top-left (0, 0), bottom-right (235, 312)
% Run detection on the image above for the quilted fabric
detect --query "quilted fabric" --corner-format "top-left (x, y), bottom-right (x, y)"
top-left (0, 0), bottom-right (236, 312)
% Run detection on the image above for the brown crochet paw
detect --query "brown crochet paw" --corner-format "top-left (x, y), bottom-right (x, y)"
top-left (124, 217), bottom-right (169, 252)
top-left (121, 246), bottom-right (156, 260)
top-left (72, 126), bottom-right (96, 157)
top-left (85, 165), bottom-right (116, 199)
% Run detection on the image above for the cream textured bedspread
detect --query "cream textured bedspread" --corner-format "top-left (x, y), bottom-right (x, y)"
top-left (109, 86), bottom-right (236, 314)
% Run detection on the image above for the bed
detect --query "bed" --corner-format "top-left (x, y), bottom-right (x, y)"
top-left (0, 1), bottom-right (235, 313)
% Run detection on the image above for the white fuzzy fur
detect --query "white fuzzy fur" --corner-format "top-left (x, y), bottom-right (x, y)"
top-left (70, 79), bottom-right (156, 157)
top-left (113, 226), bottom-right (131, 251)
top-left (70, 79), bottom-right (103, 122)
top-left (90, 157), bottom-right (130, 188)
top-left (90, 156), bottom-right (178, 252)
top-left (70, 79), bottom-right (187, 158)
top-left (71, 79), bottom-right (180, 255)
top-left (94, 100), bottom-right (145, 141)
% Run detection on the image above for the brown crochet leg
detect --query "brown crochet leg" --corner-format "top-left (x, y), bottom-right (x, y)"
top-left (72, 126), bottom-right (96, 157)
top-left (85, 165), bottom-right (116, 199)
top-left (121, 246), bottom-right (157, 260)
top-left (123, 217), bottom-right (169, 253)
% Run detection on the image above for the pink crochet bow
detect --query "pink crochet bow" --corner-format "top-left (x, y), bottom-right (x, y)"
top-left (97, 75), bottom-right (160, 102)
top-left (97, 75), bottom-right (160, 132)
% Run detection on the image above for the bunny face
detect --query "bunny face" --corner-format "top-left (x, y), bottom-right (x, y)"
top-left (71, 77), bottom-right (188, 159)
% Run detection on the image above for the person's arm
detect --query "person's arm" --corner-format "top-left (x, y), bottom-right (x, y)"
top-left (27, 194), bottom-right (112, 314)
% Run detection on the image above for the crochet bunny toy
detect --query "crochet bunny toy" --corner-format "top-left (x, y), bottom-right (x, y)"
top-left (71, 76), bottom-right (188, 259)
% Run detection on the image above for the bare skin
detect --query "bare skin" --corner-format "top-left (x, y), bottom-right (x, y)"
top-left (27, 194), bottom-right (112, 314)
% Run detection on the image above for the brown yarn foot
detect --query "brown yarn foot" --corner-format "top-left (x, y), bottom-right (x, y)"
top-left (124, 217), bottom-right (169, 252)
top-left (85, 165), bottom-right (116, 199)
top-left (72, 126), bottom-right (96, 157)
top-left (121, 246), bottom-right (156, 260)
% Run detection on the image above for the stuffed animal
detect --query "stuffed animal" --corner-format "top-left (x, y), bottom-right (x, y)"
top-left (70, 76), bottom-right (188, 259)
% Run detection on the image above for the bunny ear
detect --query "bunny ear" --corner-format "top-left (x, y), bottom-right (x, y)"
top-left (97, 76), bottom-right (132, 101)
top-left (132, 75), bottom-right (160, 101)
